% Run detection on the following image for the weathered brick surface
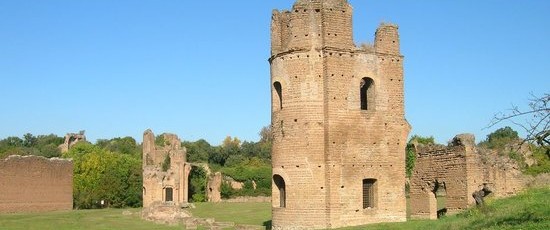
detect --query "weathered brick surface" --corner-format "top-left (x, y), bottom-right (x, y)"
top-left (0, 155), bottom-right (73, 213)
top-left (142, 129), bottom-right (190, 208)
top-left (409, 134), bottom-right (528, 219)
top-left (270, 1), bottom-right (410, 229)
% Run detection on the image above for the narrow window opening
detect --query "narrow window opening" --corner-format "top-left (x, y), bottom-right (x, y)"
top-left (273, 82), bottom-right (283, 110)
top-left (273, 175), bottom-right (286, 208)
top-left (363, 179), bottom-right (376, 209)
top-left (165, 187), bottom-right (173, 202)
top-left (360, 77), bottom-right (375, 110)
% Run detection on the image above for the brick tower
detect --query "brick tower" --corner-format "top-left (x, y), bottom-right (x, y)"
top-left (269, 0), bottom-right (410, 229)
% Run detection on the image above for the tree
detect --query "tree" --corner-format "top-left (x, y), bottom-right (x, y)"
top-left (480, 126), bottom-right (520, 150)
top-left (23, 133), bottom-right (37, 147)
top-left (259, 125), bottom-right (272, 143)
top-left (188, 166), bottom-right (207, 202)
top-left (182, 139), bottom-right (212, 163)
top-left (489, 93), bottom-right (549, 148)
top-left (96, 137), bottom-right (140, 156)
top-left (64, 142), bottom-right (142, 209)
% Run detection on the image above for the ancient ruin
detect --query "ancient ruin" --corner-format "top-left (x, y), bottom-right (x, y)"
top-left (409, 134), bottom-right (528, 219)
top-left (142, 129), bottom-right (191, 209)
top-left (207, 172), bottom-right (223, 203)
top-left (0, 155), bottom-right (73, 213)
top-left (58, 130), bottom-right (87, 153)
top-left (270, 0), bottom-right (410, 229)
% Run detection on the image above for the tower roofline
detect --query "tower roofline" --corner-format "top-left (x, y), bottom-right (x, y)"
top-left (293, 0), bottom-right (349, 9)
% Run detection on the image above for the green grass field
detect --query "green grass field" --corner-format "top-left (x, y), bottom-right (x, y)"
top-left (0, 187), bottom-right (548, 230)
top-left (0, 208), bottom-right (180, 230)
top-left (192, 202), bottom-right (271, 227)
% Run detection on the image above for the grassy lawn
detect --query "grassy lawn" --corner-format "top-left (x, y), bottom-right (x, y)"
top-left (342, 186), bottom-right (550, 230)
top-left (0, 187), bottom-right (548, 230)
top-left (0, 208), bottom-right (180, 230)
top-left (191, 202), bottom-right (271, 227)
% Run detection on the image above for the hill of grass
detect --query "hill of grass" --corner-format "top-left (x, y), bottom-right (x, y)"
top-left (343, 186), bottom-right (550, 230)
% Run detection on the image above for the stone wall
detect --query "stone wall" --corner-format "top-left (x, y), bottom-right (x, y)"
top-left (0, 155), bottom-right (73, 213)
top-left (270, 0), bottom-right (409, 229)
top-left (409, 134), bottom-right (528, 219)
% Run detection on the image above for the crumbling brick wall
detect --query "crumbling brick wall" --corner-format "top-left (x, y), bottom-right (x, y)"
top-left (142, 129), bottom-right (191, 208)
top-left (410, 134), bottom-right (528, 219)
top-left (270, 0), bottom-right (410, 229)
top-left (0, 155), bottom-right (73, 213)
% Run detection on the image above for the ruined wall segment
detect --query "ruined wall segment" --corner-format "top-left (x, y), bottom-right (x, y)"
top-left (142, 129), bottom-right (190, 208)
top-left (58, 131), bottom-right (86, 153)
top-left (409, 134), bottom-right (529, 220)
top-left (0, 155), bottom-right (73, 213)
top-left (270, 0), bottom-right (410, 229)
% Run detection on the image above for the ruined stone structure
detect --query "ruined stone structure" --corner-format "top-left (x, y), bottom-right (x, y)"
top-left (142, 129), bottom-right (191, 209)
top-left (206, 172), bottom-right (259, 203)
top-left (0, 155), bottom-right (73, 213)
top-left (409, 134), bottom-right (528, 219)
top-left (58, 130), bottom-right (87, 153)
top-left (207, 172), bottom-right (223, 203)
top-left (270, 0), bottom-right (410, 229)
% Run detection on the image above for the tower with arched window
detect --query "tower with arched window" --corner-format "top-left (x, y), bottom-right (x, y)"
top-left (269, 0), bottom-right (410, 229)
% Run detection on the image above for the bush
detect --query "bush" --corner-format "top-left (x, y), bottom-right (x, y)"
top-left (188, 166), bottom-right (207, 202)
top-left (64, 142), bottom-right (142, 209)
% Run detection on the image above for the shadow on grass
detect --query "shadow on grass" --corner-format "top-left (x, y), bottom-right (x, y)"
top-left (263, 220), bottom-right (272, 230)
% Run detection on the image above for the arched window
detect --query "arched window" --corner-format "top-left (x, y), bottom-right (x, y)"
top-left (362, 179), bottom-right (377, 209)
top-left (273, 81), bottom-right (283, 110)
top-left (273, 174), bottom-right (286, 208)
top-left (165, 187), bottom-right (173, 202)
top-left (360, 78), bottom-right (375, 110)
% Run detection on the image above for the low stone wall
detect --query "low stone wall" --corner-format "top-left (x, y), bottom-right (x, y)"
top-left (0, 155), bottom-right (73, 213)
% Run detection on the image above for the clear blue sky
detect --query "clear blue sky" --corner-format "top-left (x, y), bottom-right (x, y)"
top-left (1, 0), bottom-right (548, 145)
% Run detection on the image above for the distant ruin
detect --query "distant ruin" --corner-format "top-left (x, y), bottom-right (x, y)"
top-left (409, 134), bottom-right (528, 219)
top-left (142, 129), bottom-right (191, 208)
top-left (141, 129), bottom-right (193, 224)
top-left (58, 130), bottom-right (86, 153)
top-left (0, 155), bottom-right (73, 213)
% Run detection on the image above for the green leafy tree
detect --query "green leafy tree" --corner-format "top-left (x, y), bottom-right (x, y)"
top-left (96, 137), bottom-right (141, 156)
top-left (64, 142), bottom-right (142, 209)
top-left (23, 133), bottom-right (37, 147)
top-left (480, 126), bottom-right (519, 150)
top-left (182, 139), bottom-right (212, 163)
top-left (0, 134), bottom-right (63, 158)
top-left (188, 166), bottom-right (207, 202)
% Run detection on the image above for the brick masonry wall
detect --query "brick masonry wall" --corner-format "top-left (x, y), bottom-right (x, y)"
top-left (270, 1), bottom-right (409, 229)
top-left (410, 134), bottom-right (528, 220)
top-left (0, 155), bottom-right (73, 213)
